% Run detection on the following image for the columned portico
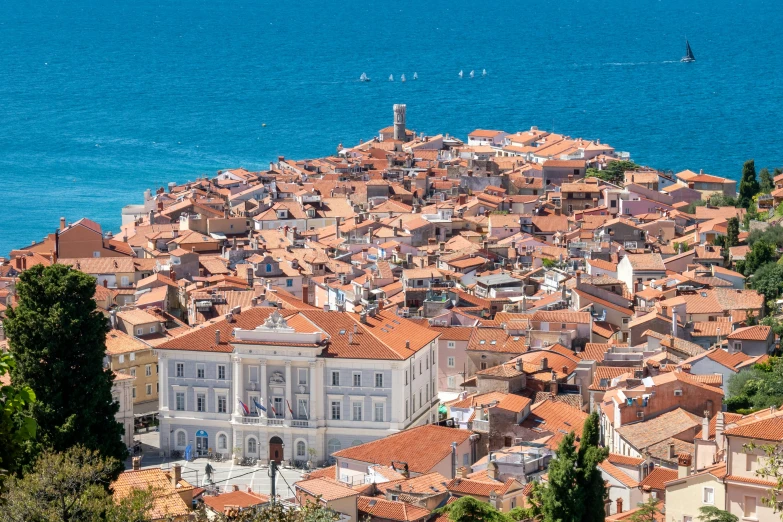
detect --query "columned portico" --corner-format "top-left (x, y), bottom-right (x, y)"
top-left (232, 355), bottom-right (242, 422)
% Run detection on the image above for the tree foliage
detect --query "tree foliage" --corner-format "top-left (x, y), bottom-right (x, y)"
top-left (629, 497), bottom-right (661, 522)
top-left (739, 241), bottom-right (777, 276)
top-left (540, 432), bottom-right (584, 522)
top-left (0, 352), bottom-right (37, 488)
top-left (194, 501), bottom-right (342, 522)
top-left (697, 505), bottom-right (739, 522)
top-left (760, 168), bottom-right (774, 195)
top-left (577, 413), bottom-right (609, 522)
top-left (748, 262), bottom-right (783, 304)
top-left (749, 225), bottom-right (783, 249)
top-left (585, 160), bottom-right (639, 186)
top-left (739, 159), bottom-right (760, 209)
top-left (3, 264), bottom-right (126, 476)
top-left (434, 495), bottom-right (510, 522)
top-left (726, 358), bottom-right (783, 413)
top-left (0, 446), bottom-right (152, 522)
top-left (726, 217), bottom-right (740, 248)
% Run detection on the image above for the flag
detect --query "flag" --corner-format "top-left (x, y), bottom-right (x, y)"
top-left (286, 399), bottom-right (294, 418)
top-left (253, 397), bottom-right (267, 414)
top-left (301, 399), bottom-right (309, 420)
top-left (238, 399), bottom-right (250, 416)
top-left (268, 397), bottom-right (278, 416)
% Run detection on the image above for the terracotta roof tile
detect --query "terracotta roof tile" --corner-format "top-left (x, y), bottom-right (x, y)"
top-left (724, 416), bottom-right (783, 442)
top-left (358, 497), bottom-right (430, 522)
top-left (295, 477), bottom-right (359, 501)
top-left (638, 467), bottom-right (677, 490)
top-left (726, 325), bottom-right (772, 341)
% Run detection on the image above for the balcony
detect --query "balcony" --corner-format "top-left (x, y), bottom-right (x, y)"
top-left (291, 420), bottom-right (310, 428)
top-left (472, 419), bottom-right (489, 432)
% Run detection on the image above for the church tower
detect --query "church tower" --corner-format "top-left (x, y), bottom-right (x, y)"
top-left (393, 104), bottom-right (407, 142)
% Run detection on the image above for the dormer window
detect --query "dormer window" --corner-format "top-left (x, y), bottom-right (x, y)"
top-left (266, 263), bottom-right (273, 273)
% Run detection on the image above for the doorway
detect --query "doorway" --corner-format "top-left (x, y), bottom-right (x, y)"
top-left (195, 430), bottom-right (209, 457)
top-left (269, 436), bottom-right (284, 464)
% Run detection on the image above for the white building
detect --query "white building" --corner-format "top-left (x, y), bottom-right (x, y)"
top-left (113, 372), bottom-right (136, 448)
top-left (156, 307), bottom-right (440, 465)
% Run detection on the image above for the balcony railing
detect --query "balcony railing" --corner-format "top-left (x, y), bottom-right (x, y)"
top-left (237, 416), bottom-right (307, 427)
top-left (472, 419), bottom-right (489, 432)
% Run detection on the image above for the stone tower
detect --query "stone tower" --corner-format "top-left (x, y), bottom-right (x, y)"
top-left (393, 104), bottom-right (406, 142)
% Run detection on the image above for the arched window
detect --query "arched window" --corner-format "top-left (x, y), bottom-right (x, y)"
top-left (327, 439), bottom-right (341, 455)
top-left (266, 263), bottom-right (273, 273)
top-left (176, 431), bottom-right (186, 447)
top-left (218, 434), bottom-right (227, 451)
top-left (247, 437), bottom-right (257, 454)
top-left (352, 440), bottom-right (363, 447)
top-left (296, 441), bottom-right (306, 457)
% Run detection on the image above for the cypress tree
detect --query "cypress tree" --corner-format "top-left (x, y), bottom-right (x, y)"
top-left (759, 167), bottom-right (773, 194)
top-left (726, 217), bottom-right (740, 248)
top-left (4, 264), bottom-right (127, 476)
top-left (541, 431), bottom-right (584, 522)
top-left (578, 412), bottom-right (609, 522)
top-left (738, 159), bottom-right (759, 208)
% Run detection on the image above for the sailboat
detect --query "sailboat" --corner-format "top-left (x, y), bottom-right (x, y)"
top-left (360, 72), bottom-right (371, 82)
top-left (389, 74), bottom-right (394, 81)
top-left (458, 70), bottom-right (463, 78)
top-left (681, 39), bottom-right (695, 62)
top-left (482, 69), bottom-right (487, 77)
top-left (401, 74), bottom-right (406, 82)
top-left (413, 72), bottom-right (418, 80)
top-left (469, 70), bottom-right (475, 78)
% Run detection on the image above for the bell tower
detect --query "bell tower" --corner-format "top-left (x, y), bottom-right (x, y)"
top-left (393, 104), bottom-right (406, 142)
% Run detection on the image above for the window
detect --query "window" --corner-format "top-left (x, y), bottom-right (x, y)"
top-left (298, 399), bottom-right (309, 418)
top-left (622, 317), bottom-right (629, 324)
top-left (448, 341), bottom-right (455, 349)
top-left (93, 251), bottom-right (101, 258)
top-left (132, 387), bottom-right (136, 398)
top-left (196, 364), bottom-right (205, 379)
top-left (331, 372), bottom-right (340, 386)
top-left (274, 397), bottom-right (283, 416)
top-left (297, 441), bottom-right (306, 457)
top-left (156, 383), bottom-right (159, 393)
top-left (447, 357), bottom-right (455, 368)
top-left (119, 354), bottom-right (125, 363)
top-left (146, 383), bottom-right (152, 396)
top-left (747, 454), bottom-right (757, 472)
top-left (129, 367), bottom-right (136, 377)
top-left (353, 373), bottom-right (361, 387)
top-left (298, 368), bottom-right (308, 385)
top-left (176, 431), bottom-right (186, 447)
top-left (149, 326), bottom-right (156, 334)
top-left (176, 363), bottom-right (184, 377)
top-left (218, 434), bottom-right (227, 451)
top-left (327, 439), bottom-right (341, 454)
top-left (734, 342), bottom-right (742, 352)
top-left (331, 401), bottom-right (341, 420)
top-left (286, 279), bottom-right (293, 287)
top-left (463, 453), bottom-right (469, 465)
top-left (176, 392), bottom-right (185, 410)
top-left (744, 496), bottom-right (756, 518)
top-left (448, 376), bottom-right (456, 388)
top-left (145, 364), bottom-right (152, 377)
top-left (374, 402), bottom-right (384, 422)
top-left (610, 199), bottom-right (617, 208)
top-left (266, 263), bottom-right (272, 273)
top-left (352, 401), bottom-right (363, 421)
top-left (197, 393), bottom-right (206, 412)
top-left (247, 438), bottom-right (257, 454)
top-left (419, 390), bottom-right (422, 408)
top-left (217, 395), bottom-right (227, 413)
top-left (405, 371), bottom-right (408, 385)
top-left (129, 352), bottom-right (136, 361)
top-left (136, 328), bottom-right (143, 335)
top-left (426, 358), bottom-right (429, 370)
top-left (480, 362), bottom-right (488, 370)
top-left (432, 351), bottom-right (436, 364)
top-left (702, 487), bottom-right (714, 505)
top-left (683, 516), bottom-right (692, 522)
top-left (218, 365), bottom-right (226, 380)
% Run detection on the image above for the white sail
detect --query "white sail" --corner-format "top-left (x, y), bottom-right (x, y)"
top-left (469, 70), bottom-right (474, 78)
top-left (360, 72), bottom-right (368, 82)
top-left (458, 70), bottom-right (463, 78)
top-left (401, 74), bottom-right (406, 82)
top-left (413, 72), bottom-right (418, 80)
top-left (482, 69), bottom-right (487, 76)
top-left (389, 74), bottom-right (394, 81)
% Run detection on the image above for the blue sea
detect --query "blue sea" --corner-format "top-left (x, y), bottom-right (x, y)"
top-left (2, 0), bottom-right (782, 255)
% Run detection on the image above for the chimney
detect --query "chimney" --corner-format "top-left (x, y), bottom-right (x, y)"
top-left (515, 359), bottom-right (522, 372)
top-left (554, 207), bottom-right (561, 216)
top-left (59, 217), bottom-right (66, 230)
top-left (232, 484), bottom-right (240, 492)
top-left (171, 464), bottom-right (182, 487)
top-left (215, 330), bottom-right (221, 345)
top-left (487, 461), bottom-right (498, 480)
top-left (702, 415), bottom-right (709, 441)
top-left (458, 466), bottom-right (470, 479)
top-left (550, 373), bottom-right (558, 395)
top-left (334, 217), bottom-right (341, 239)
top-left (715, 412), bottom-right (725, 451)
top-left (540, 357), bottom-right (548, 371)
top-left (576, 271), bottom-right (582, 287)
top-left (132, 457), bottom-right (141, 471)
top-left (672, 309), bottom-right (678, 339)
top-left (668, 443), bottom-right (676, 459)
top-left (246, 266), bottom-right (254, 287)
top-left (678, 452), bottom-right (692, 478)
top-left (616, 498), bottom-right (623, 514)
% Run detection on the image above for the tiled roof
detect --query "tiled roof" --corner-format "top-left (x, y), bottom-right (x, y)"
top-left (598, 460), bottom-right (638, 488)
top-left (607, 453), bottom-right (645, 466)
top-left (59, 257), bottom-right (136, 274)
top-left (520, 399), bottom-right (588, 448)
top-left (296, 477), bottom-right (359, 501)
top-left (428, 326), bottom-right (474, 341)
top-left (117, 309), bottom-right (161, 326)
top-left (105, 330), bottom-right (150, 355)
top-left (446, 477), bottom-right (517, 497)
top-left (449, 391), bottom-right (509, 410)
top-left (605, 500), bottom-right (665, 521)
top-left (724, 416), bottom-right (783, 442)
top-left (467, 328), bottom-right (528, 354)
top-left (494, 394), bottom-right (533, 413)
top-left (202, 490), bottom-right (269, 512)
top-left (689, 320), bottom-right (731, 337)
top-left (531, 310), bottom-right (591, 324)
top-left (358, 497), bottom-right (430, 522)
top-left (725, 474), bottom-right (778, 487)
top-left (639, 467), bottom-right (678, 490)
top-left (726, 325), bottom-right (772, 341)
top-left (375, 472), bottom-right (449, 495)
top-left (112, 469), bottom-right (193, 519)
top-left (304, 465), bottom-right (336, 480)
top-left (617, 408), bottom-right (702, 450)
top-left (625, 253), bottom-right (665, 271)
top-left (589, 367), bottom-right (637, 391)
top-left (332, 425), bottom-right (473, 475)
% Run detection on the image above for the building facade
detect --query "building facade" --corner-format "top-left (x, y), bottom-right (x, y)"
top-left (157, 307), bottom-right (440, 465)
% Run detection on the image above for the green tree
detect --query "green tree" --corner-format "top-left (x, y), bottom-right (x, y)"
top-left (697, 505), bottom-right (739, 522)
top-left (726, 358), bottom-right (783, 413)
top-left (585, 160), bottom-right (640, 186)
top-left (726, 217), bottom-right (740, 248)
top-left (193, 501), bottom-right (341, 522)
top-left (629, 497), bottom-right (661, 522)
top-left (760, 168), bottom-right (774, 195)
top-left (739, 159), bottom-right (760, 209)
top-left (435, 496), bottom-right (510, 522)
top-left (541, 432), bottom-right (584, 522)
top-left (578, 412), bottom-right (609, 522)
top-left (4, 264), bottom-right (126, 475)
top-left (0, 446), bottom-right (152, 522)
top-left (742, 241), bottom-right (777, 276)
top-left (748, 262), bottom-right (783, 303)
top-left (0, 352), bottom-right (37, 488)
